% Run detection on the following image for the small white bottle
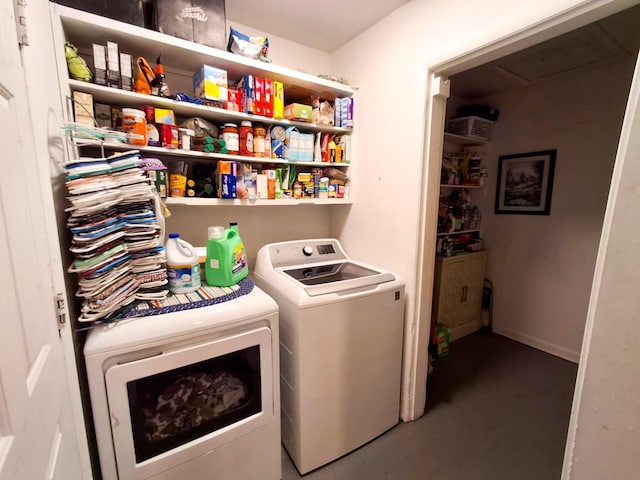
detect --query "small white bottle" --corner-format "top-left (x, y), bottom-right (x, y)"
top-left (166, 233), bottom-right (201, 294)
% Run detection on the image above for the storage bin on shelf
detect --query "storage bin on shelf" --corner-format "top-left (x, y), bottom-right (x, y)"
top-left (447, 116), bottom-right (493, 142)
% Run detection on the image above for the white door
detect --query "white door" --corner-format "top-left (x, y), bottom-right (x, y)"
top-left (0, 3), bottom-right (84, 479)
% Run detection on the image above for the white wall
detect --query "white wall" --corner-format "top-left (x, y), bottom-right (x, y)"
top-left (165, 205), bottom-right (332, 268)
top-left (470, 56), bottom-right (634, 361)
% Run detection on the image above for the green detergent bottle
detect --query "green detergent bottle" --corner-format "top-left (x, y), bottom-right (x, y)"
top-left (205, 223), bottom-right (249, 287)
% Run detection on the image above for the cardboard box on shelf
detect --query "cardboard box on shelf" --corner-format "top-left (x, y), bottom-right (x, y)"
top-left (73, 91), bottom-right (94, 127)
top-left (94, 103), bottom-right (111, 128)
top-left (217, 161), bottom-right (237, 199)
top-left (92, 44), bottom-right (107, 86)
top-left (256, 173), bottom-right (268, 199)
top-left (272, 81), bottom-right (284, 119)
top-left (152, 0), bottom-right (226, 50)
top-left (154, 108), bottom-right (176, 125)
top-left (284, 103), bottom-right (312, 122)
top-left (238, 74), bottom-right (255, 114)
top-left (227, 88), bottom-right (242, 112)
top-left (193, 65), bottom-right (228, 102)
top-left (263, 79), bottom-right (273, 117)
top-left (106, 41), bottom-right (120, 89)
top-left (120, 53), bottom-right (133, 91)
top-left (55, 0), bottom-right (145, 27)
top-left (254, 77), bottom-right (265, 116)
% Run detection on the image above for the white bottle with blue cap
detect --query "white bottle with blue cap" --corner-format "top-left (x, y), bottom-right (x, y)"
top-left (166, 233), bottom-right (201, 294)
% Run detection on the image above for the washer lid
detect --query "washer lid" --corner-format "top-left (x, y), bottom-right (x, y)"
top-left (281, 261), bottom-right (395, 296)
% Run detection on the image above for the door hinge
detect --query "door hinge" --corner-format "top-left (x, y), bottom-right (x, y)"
top-left (15, 0), bottom-right (29, 46)
top-left (55, 293), bottom-right (66, 325)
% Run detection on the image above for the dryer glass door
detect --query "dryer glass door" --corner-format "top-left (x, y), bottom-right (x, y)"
top-left (104, 326), bottom-right (274, 479)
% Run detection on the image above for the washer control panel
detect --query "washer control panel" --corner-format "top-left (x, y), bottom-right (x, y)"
top-left (267, 239), bottom-right (347, 267)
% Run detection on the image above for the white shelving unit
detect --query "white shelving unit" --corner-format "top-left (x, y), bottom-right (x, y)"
top-left (50, 3), bottom-right (356, 206)
top-left (436, 131), bottom-right (487, 252)
top-left (73, 138), bottom-right (351, 168)
top-left (165, 197), bottom-right (352, 207)
top-left (443, 132), bottom-right (489, 146)
top-left (436, 228), bottom-right (481, 238)
top-left (67, 80), bottom-right (352, 135)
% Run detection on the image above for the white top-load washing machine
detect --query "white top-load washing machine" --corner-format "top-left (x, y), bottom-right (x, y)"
top-left (84, 285), bottom-right (281, 480)
top-left (254, 239), bottom-right (405, 474)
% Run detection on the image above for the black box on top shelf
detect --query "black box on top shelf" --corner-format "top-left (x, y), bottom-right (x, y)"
top-left (149, 0), bottom-right (226, 50)
top-left (53, 0), bottom-right (147, 27)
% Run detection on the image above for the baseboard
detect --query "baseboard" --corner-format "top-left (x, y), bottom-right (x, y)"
top-left (449, 319), bottom-right (482, 342)
top-left (492, 326), bottom-right (581, 363)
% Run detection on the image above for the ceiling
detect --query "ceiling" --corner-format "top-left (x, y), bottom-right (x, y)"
top-left (450, 5), bottom-right (640, 99)
top-left (225, 0), bottom-right (410, 53)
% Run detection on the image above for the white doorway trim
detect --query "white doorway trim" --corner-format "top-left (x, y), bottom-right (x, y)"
top-left (407, 0), bottom-right (637, 422)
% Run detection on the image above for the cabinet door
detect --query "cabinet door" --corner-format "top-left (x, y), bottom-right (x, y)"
top-left (456, 255), bottom-right (486, 325)
top-left (435, 260), bottom-right (467, 327)
top-left (433, 253), bottom-right (486, 330)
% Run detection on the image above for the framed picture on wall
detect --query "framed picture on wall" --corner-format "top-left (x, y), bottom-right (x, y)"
top-left (495, 149), bottom-right (556, 215)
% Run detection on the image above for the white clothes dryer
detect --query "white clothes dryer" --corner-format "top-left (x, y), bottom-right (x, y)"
top-left (254, 239), bottom-right (405, 474)
top-left (83, 285), bottom-right (281, 480)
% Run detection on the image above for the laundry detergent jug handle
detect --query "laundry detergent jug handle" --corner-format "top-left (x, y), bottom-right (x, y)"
top-left (176, 238), bottom-right (196, 257)
top-left (226, 228), bottom-right (238, 240)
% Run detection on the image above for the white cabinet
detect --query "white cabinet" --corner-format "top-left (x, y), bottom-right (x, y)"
top-left (50, 3), bottom-right (355, 206)
top-left (432, 251), bottom-right (487, 341)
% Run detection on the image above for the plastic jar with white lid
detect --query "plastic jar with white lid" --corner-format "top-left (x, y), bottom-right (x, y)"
top-left (253, 126), bottom-right (266, 156)
top-left (122, 108), bottom-right (147, 146)
top-left (178, 128), bottom-right (195, 150)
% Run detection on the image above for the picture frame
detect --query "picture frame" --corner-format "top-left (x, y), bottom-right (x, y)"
top-left (495, 149), bottom-right (556, 215)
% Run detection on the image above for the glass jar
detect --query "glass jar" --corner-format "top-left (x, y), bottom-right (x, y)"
top-left (221, 123), bottom-right (239, 155)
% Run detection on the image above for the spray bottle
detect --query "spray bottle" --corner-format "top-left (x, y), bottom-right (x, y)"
top-left (151, 55), bottom-right (170, 97)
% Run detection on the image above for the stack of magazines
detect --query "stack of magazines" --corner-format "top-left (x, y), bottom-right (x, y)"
top-left (65, 151), bottom-right (169, 323)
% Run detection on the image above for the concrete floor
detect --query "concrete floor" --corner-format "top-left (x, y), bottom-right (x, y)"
top-left (281, 330), bottom-right (578, 479)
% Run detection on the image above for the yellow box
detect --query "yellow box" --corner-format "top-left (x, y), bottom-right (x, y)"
top-left (273, 81), bottom-right (284, 119)
top-left (193, 65), bottom-right (228, 102)
top-left (154, 108), bottom-right (175, 125)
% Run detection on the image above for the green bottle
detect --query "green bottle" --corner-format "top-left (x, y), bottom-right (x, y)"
top-left (205, 223), bottom-right (249, 287)
top-left (227, 222), bottom-right (249, 283)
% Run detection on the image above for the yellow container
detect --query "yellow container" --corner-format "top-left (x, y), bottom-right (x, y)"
top-left (273, 81), bottom-right (284, 119)
top-left (169, 173), bottom-right (186, 197)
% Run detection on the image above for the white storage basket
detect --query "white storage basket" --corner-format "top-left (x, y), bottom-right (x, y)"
top-left (447, 116), bottom-right (493, 141)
